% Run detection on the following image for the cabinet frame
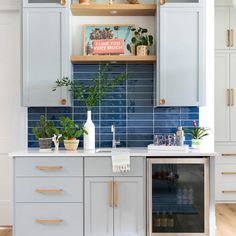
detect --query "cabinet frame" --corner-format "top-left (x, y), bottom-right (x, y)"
top-left (23, 0), bottom-right (69, 8)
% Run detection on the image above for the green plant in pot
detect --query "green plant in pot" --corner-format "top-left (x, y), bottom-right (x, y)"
top-left (184, 120), bottom-right (209, 149)
top-left (59, 116), bottom-right (87, 151)
top-left (53, 64), bottom-right (126, 150)
top-left (32, 115), bottom-right (58, 151)
top-left (127, 27), bottom-right (154, 56)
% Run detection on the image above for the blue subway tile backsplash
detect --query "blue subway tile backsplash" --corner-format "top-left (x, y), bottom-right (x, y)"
top-left (28, 64), bottom-right (199, 148)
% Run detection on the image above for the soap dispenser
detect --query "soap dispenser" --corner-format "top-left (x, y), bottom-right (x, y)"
top-left (176, 126), bottom-right (185, 146)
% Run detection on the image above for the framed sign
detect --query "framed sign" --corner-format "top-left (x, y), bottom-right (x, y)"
top-left (84, 24), bottom-right (134, 56)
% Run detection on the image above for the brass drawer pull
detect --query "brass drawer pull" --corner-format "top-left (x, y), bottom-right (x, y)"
top-left (36, 166), bottom-right (63, 171)
top-left (227, 89), bottom-right (231, 106)
top-left (160, 0), bottom-right (166, 5)
top-left (222, 190), bottom-right (236, 193)
top-left (36, 219), bottom-right (64, 224)
top-left (60, 0), bottom-right (66, 6)
top-left (60, 99), bottom-right (67, 105)
top-left (159, 98), bottom-right (166, 105)
top-left (228, 29), bottom-right (231, 47)
top-left (109, 181), bottom-right (113, 208)
top-left (231, 89), bottom-right (234, 106)
top-left (114, 181), bottom-right (118, 208)
top-left (222, 154), bottom-right (236, 157)
top-left (222, 172), bottom-right (236, 175)
top-left (36, 189), bottom-right (64, 193)
top-left (231, 29), bottom-right (234, 47)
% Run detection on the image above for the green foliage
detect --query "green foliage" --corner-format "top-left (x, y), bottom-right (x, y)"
top-left (59, 116), bottom-right (87, 140)
top-left (53, 64), bottom-right (127, 110)
top-left (127, 27), bottom-right (154, 53)
top-left (184, 121), bottom-right (209, 140)
top-left (32, 115), bottom-right (58, 139)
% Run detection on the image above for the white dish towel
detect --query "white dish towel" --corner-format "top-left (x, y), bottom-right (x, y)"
top-left (111, 150), bottom-right (130, 173)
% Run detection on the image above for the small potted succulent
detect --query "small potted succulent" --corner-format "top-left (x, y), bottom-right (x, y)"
top-left (79, 0), bottom-right (90, 5)
top-left (59, 116), bottom-right (87, 151)
top-left (32, 115), bottom-right (58, 151)
top-left (184, 120), bottom-right (209, 149)
top-left (127, 27), bottom-right (154, 56)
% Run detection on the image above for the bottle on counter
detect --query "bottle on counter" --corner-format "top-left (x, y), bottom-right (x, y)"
top-left (161, 211), bottom-right (168, 227)
top-left (167, 211), bottom-right (174, 228)
top-left (176, 126), bottom-right (185, 146)
top-left (154, 212), bottom-right (161, 228)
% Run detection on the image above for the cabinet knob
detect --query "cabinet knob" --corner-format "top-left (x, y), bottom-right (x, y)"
top-left (60, 0), bottom-right (66, 6)
top-left (60, 99), bottom-right (67, 105)
top-left (160, 0), bottom-right (166, 5)
top-left (159, 98), bottom-right (166, 105)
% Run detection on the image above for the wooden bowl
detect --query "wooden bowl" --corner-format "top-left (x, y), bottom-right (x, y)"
top-left (127, 0), bottom-right (139, 4)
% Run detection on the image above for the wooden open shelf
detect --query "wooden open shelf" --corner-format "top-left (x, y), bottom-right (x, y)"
top-left (71, 55), bottom-right (156, 63)
top-left (71, 3), bottom-right (156, 16)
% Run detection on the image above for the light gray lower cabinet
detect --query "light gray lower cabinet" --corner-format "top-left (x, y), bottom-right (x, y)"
top-left (22, 7), bottom-right (70, 106)
top-left (85, 176), bottom-right (145, 236)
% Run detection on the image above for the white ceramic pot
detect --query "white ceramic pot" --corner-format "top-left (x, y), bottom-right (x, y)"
top-left (191, 139), bottom-right (202, 149)
top-left (64, 139), bottom-right (79, 151)
top-left (84, 110), bottom-right (95, 150)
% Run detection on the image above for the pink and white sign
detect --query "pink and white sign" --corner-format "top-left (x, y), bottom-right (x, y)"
top-left (92, 39), bottom-right (125, 55)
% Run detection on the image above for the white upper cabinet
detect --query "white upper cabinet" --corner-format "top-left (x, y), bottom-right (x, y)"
top-left (230, 8), bottom-right (236, 50)
top-left (158, 7), bottom-right (205, 106)
top-left (23, 0), bottom-right (69, 8)
top-left (215, 53), bottom-right (230, 142)
top-left (22, 7), bottom-right (71, 107)
top-left (215, 0), bottom-right (233, 6)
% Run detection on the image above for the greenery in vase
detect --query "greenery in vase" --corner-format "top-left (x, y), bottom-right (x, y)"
top-left (53, 64), bottom-right (127, 111)
top-left (32, 115), bottom-right (58, 139)
top-left (59, 116), bottom-right (87, 141)
top-left (184, 120), bottom-right (209, 140)
top-left (127, 27), bottom-right (154, 54)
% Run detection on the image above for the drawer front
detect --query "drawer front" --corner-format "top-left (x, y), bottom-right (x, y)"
top-left (15, 203), bottom-right (83, 236)
top-left (216, 182), bottom-right (236, 201)
top-left (15, 177), bottom-right (83, 203)
top-left (85, 157), bottom-right (144, 177)
top-left (216, 165), bottom-right (236, 182)
top-left (15, 157), bottom-right (83, 177)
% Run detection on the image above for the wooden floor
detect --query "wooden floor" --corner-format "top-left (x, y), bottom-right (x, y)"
top-left (0, 204), bottom-right (235, 236)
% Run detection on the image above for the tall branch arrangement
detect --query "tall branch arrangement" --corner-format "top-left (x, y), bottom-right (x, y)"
top-left (53, 65), bottom-right (127, 110)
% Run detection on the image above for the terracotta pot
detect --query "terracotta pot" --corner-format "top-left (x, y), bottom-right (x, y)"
top-left (38, 138), bottom-right (52, 151)
top-left (136, 45), bottom-right (148, 56)
top-left (64, 139), bottom-right (80, 151)
top-left (79, 0), bottom-right (90, 5)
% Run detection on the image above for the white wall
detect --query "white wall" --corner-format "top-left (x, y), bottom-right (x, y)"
top-left (199, 0), bottom-right (215, 151)
top-left (0, 1), bottom-right (27, 225)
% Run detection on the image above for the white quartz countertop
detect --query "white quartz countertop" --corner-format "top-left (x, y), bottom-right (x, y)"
top-left (9, 148), bottom-right (217, 157)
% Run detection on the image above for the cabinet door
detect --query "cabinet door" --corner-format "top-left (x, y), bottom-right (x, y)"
top-left (160, 0), bottom-right (202, 8)
top-left (215, 53), bottom-right (230, 142)
top-left (114, 177), bottom-right (145, 236)
top-left (230, 8), bottom-right (236, 50)
top-left (85, 177), bottom-right (113, 236)
top-left (159, 8), bottom-right (205, 106)
top-left (230, 53), bottom-right (236, 141)
top-left (23, 8), bottom-right (70, 107)
top-left (215, 7), bottom-right (230, 50)
top-left (23, 0), bottom-right (68, 8)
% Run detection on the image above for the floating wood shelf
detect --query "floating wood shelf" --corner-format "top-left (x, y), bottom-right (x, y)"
top-left (71, 55), bottom-right (156, 63)
top-left (70, 3), bottom-right (156, 16)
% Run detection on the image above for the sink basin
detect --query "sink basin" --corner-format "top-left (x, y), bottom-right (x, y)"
top-left (96, 148), bottom-right (129, 153)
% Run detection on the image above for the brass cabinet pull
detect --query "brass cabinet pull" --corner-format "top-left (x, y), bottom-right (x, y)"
top-left (36, 189), bottom-right (64, 193)
top-left (114, 181), bottom-right (118, 208)
top-left (160, 0), bottom-right (166, 5)
top-left (231, 29), bottom-right (234, 47)
top-left (60, 0), bottom-right (66, 6)
top-left (36, 166), bottom-right (63, 171)
top-left (222, 172), bottom-right (236, 175)
top-left (36, 219), bottom-right (63, 224)
top-left (228, 30), bottom-right (231, 47)
top-left (227, 89), bottom-right (231, 106)
top-left (222, 154), bottom-right (236, 157)
top-left (60, 99), bottom-right (67, 105)
top-left (222, 190), bottom-right (236, 193)
top-left (109, 181), bottom-right (113, 208)
top-left (231, 89), bottom-right (234, 106)
top-left (159, 98), bottom-right (166, 105)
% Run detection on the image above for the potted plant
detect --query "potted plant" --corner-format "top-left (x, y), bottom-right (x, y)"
top-left (184, 120), bottom-right (209, 149)
top-left (59, 116), bottom-right (87, 151)
top-left (32, 115), bottom-right (58, 151)
top-left (79, 0), bottom-right (90, 5)
top-left (53, 64), bottom-right (126, 150)
top-left (127, 27), bottom-right (154, 56)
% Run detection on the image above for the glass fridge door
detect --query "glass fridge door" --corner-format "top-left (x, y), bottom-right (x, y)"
top-left (147, 158), bottom-right (209, 236)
